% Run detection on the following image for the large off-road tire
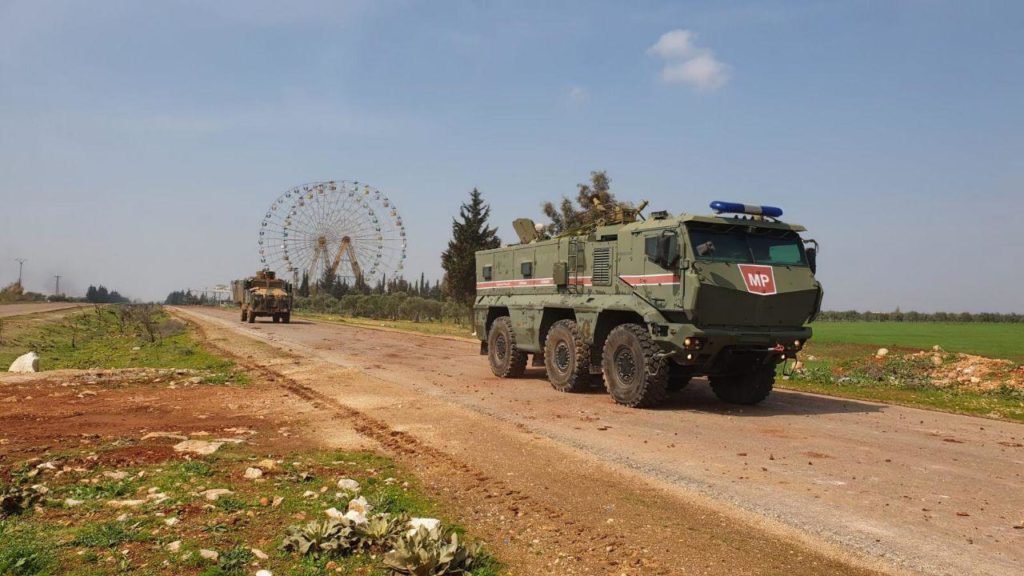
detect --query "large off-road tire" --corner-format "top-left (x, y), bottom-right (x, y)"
top-left (272, 314), bottom-right (280, 323)
top-left (487, 316), bottom-right (527, 378)
top-left (282, 313), bottom-right (291, 324)
top-left (247, 312), bottom-right (256, 324)
top-left (667, 362), bottom-right (693, 393)
top-left (241, 309), bottom-right (247, 322)
top-left (544, 319), bottom-right (591, 393)
top-left (709, 364), bottom-right (775, 405)
top-left (601, 324), bottom-right (668, 408)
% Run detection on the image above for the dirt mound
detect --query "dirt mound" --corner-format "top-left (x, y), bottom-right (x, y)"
top-left (924, 351), bottom-right (1022, 392)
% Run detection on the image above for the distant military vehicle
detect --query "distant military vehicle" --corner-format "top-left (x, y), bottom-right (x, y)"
top-left (231, 270), bottom-right (293, 323)
top-left (474, 199), bottom-right (822, 407)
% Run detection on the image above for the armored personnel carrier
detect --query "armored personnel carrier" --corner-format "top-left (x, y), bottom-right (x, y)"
top-left (474, 200), bottom-right (822, 407)
top-left (231, 270), bottom-right (293, 324)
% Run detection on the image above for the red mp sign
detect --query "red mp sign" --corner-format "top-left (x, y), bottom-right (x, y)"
top-left (737, 264), bottom-right (777, 295)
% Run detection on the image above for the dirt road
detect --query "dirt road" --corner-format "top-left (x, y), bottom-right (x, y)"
top-left (0, 302), bottom-right (86, 318)
top-left (176, 307), bottom-right (1023, 576)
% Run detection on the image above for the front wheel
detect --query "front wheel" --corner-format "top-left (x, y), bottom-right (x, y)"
top-left (282, 313), bottom-right (291, 324)
top-left (601, 324), bottom-right (668, 408)
top-left (240, 309), bottom-right (247, 322)
top-left (247, 312), bottom-right (256, 324)
top-left (544, 319), bottom-right (591, 393)
top-left (709, 364), bottom-right (775, 405)
top-left (487, 317), bottom-right (527, 378)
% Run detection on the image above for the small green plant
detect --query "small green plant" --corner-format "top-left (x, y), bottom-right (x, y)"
top-left (384, 526), bottom-right (484, 576)
top-left (354, 513), bottom-right (409, 552)
top-left (281, 519), bottom-right (357, 557)
top-left (217, 546), bottom-right (254, 575)
top-left (0, 526), bottom-right (56, 576)
top-left (215, 497), bottom-right (246, 512)
top-left (73, 521), bottom-right (147, 547)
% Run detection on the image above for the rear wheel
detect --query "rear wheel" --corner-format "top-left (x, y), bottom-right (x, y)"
top-left (272, 315), bottom-right (280, 323)
top-left (282, 313), bottom-right (291, 324)
top-left (240, 309), bottom-right (247, 322)
top-left (487, 317), bottom-right (527, 378)
top-left (709, 364), bottom-right (775, 405)
top-left (544, 319), bottom-right (591, 393)
top-left (247, 312), bottom-right (256, 323)
top-left (601, 324), bottom-right (668, 408)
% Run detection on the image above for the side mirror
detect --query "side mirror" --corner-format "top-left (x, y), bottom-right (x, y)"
top-left (804, 239), bottom-right (819, 275)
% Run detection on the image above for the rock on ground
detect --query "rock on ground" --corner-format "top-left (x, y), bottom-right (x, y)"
top-left (173, 439), bottom-right (224, 455)
top-left (8, 352), bottom-right (40, 373)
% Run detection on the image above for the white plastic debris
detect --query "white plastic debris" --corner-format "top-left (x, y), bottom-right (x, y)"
top-left (8, 352), bottom-right (39, 373)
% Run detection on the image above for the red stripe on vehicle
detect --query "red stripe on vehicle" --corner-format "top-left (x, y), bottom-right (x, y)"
top-left (620, 274), bottom-right (680, 286)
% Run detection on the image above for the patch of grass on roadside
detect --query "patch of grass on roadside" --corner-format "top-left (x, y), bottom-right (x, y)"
top-left (811, 322), bottom-right (1024, 362)
top-left (781, 349), bottom-right (1024, 421)
top-left (0, 305), bottom-right (244, 383)
top-left (0, 522), bottom-right (59, 576)
top-left (297, 311), bottom-right (474, 340)
top-left (0, 441), bottom-right (504, 576)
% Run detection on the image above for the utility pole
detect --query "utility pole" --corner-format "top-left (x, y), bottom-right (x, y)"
top-left (15, 258), bottom-right (26, 285)
top-left (54, 275), bottom-right (61, 296)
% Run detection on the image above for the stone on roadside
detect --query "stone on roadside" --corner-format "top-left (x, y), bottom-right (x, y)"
top-left (8, 352), bottom-right (40, 373)
top-left (256, 570), bottom-right (273, 576)
top-left (252, 548), bottom-right (269, 560)
top-left (272, 496), bottom-right (284, 507)
top-left (166, 541), bottom-right (181, 553)
top-left (325, 507), bottom-right (345, 520)
top-left (141, 431), bottom-right (187, 441)
top-left (347, 495), bottom-right (371, 515)
top-left (931, 355), bottom-right (943, 367)
top-left (199, 549), bottom-right (219, 562)
top-left (164, 517), bottom-right (179, 527)
top-left (173, 440), bottom-right (224, 455)
top-left (336, 478), bottom-right (360, 491)
top-left (875, 348), bottom-right (889, 358)
top-left (407, 517), bottom-right (441, 535)
top-left (64, 498), bottom-right (84, 507)
top-left (200, 488), bottom-right (233, 501)
top-left (257, 459), bottom-right (278, 471)
top-left (244, 467), bottom-right (264, 480)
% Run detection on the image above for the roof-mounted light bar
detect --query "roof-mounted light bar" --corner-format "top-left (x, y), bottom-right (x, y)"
top-left (710, 201), bottom-right (783, 218)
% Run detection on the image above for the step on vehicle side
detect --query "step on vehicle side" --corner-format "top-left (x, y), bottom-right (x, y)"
top-left (231, 269), bottom-right (294, 324)
top-left (473, 200), bottom-right (823, 408)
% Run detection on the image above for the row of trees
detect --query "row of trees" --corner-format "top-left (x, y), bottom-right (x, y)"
top-left (817, 309), bottom-right (1024, 323)
top-left (85, 285), bottom-right (129, 304)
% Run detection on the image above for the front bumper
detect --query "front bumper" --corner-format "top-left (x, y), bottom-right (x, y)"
top-left (651, 323), bottom-right (811, 373)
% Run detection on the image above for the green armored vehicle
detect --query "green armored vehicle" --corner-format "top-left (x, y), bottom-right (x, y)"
top-left (473, 200), bottom-right (822, 407)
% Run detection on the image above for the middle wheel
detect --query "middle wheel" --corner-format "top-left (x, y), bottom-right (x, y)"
top-left (544, 319), bottom-right (591, 393)
top-left (601, 323), bottom-right (668, 408)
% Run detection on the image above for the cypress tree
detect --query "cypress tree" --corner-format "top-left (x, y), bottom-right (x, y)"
top-left (441, 189), bottom-right (501, 309)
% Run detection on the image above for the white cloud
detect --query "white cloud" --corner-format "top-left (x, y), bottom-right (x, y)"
top-left (568, 85), bottom-right (589, 102)
top-left (660, 53), bottom-right (730, 91)
top-left (647, 29), bottom-right (730, 92)
top-left (647, 29), bottom-right (696, 60)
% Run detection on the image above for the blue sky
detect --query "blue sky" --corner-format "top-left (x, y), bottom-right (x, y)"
top-left (1, 0), bottom-right (1022, 312)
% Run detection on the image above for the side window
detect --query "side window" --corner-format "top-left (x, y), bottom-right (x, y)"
top-left (482, 265), bottom-right (493, 280)
top-left (520, 261), bottom-right (533, 278)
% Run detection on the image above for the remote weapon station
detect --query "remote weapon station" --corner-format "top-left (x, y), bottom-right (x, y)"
top-left (474, 199), bottom-right (822, 408)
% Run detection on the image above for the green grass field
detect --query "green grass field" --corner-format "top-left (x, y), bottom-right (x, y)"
top-left (810, 322), bottom-right (1024, 362)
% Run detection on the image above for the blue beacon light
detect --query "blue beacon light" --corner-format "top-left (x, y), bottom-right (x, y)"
top-left (709, 201), bottom-right (783, 219)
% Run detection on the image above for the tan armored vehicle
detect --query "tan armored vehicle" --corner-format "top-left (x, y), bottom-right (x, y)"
top-left (231, 270), bottom-right (293, 323)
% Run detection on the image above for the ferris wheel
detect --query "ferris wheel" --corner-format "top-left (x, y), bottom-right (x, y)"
top-left (258, 181), bottom-right (407, 288)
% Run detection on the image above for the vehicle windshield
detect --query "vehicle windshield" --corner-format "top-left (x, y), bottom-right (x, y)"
top-left (687, 226), bottom-right (806, 266)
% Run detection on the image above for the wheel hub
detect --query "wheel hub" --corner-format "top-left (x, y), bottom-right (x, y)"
top-left (614, 346), bottom-right (637, 382)
top-left (554, 341), bottom-right (571, 372)
top-left (495, 334), bottom-right (507, 360)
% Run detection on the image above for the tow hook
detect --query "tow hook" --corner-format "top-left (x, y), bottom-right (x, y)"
top-left (654, 350), bottom-right (678, 361)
